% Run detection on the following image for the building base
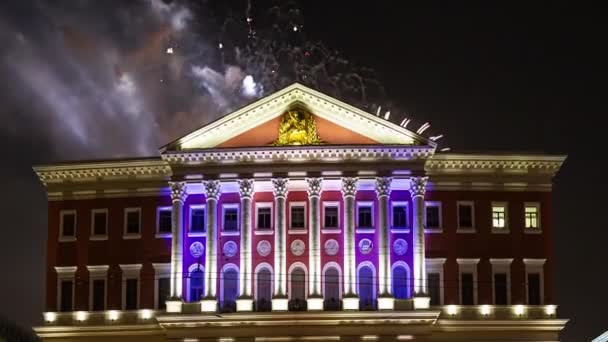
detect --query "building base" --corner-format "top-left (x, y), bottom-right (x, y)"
top-left (377, 296), bottom-right (395, 310)
top-left (200, 298), bottom-right (217, 313)
top-left (413, 296), bottom-right (431, 310)
top-left (165, 300), bottom-right (183, 313)
top-left (342, 296), bottom-right (359, 311)
top-left (236, 298), bottom-right (253, 312)
top-left (272, 297), bottom-right (289, 311)
top-left (307, 297), bottom-right (324, 311)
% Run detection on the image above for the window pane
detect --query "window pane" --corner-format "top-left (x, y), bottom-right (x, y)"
top-left (494, 273), bottom-right (507, 305)
top-left (324, 206), bottom-right (338, 228)
top-left (525, 207), bottom-right (538, 228)
top-left (62, 214), bottom-right (75, 237)
top-left (426, 206), bottom-right (440, 229)
top-left (158, 277), bottom-right (170, 310)
top-left (392, 266), bottom-right (409, 299)
top-left (458, 204), bottom-right (473, 228)
top-left (60, 280), bottom-right (73, 312)
top-left (126, 211), bottom-right (140, 234)
top-left (189, 269), bottom-right (204, 302)
top-left (93, 212), bottom-right (107, 235)
top-left (528, 273), bottom-right (541, 305)
top-left (461, 273), bottom-right (474, 305)
top-left (428, 273), bottom-right (441, 306)
top-left (392, 206), bottom-right (407, 228)
top-left (191, 209), bottom-right (205, 232)
top-left (126, 279), bottom-right (138, 310)
top-left (358, 206), bottom-right (372, 228)
top-left (258, 207), bottom-right (271, 229)
top-left (492, 206), bottom-right (505, 228)
top-left (158, 210), bottom-right (172, 233)
top-left (224, 208), bottom-right (238, 231)
top-left (291, 206), bottom-right (305, 229)
top-left (92, 279), bottom-right (105, 311)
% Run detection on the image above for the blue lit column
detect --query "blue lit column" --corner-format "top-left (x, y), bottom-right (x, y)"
top-left (201, 180), bottom-right (221, 312)
top-left (376, 177), bottom-right (394, 310)
top-left (411, 176), bottom-right (430, 309)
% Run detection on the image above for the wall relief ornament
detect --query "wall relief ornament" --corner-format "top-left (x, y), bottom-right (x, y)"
top-left (257, 240), bottom-right (271, 256)
top-left (324, 239), bottom-right (339, 256)
top-left (273, 109), bottom-right (323, 146)
top-left (189, 241), bottom-right (204, 258)
top-left (203, 180), bottom-right (221, 200)
top-left (359, 238), bottom-right (373, 255)
top-left (375, 177), bottom-right (393, 197)
top-left (169, 181), bottom-right (188, 203)
top-left (341, 177), bottom-right (358, 197)
top-left (393, 238), bottom-right (408, 256)
top-left (238, 179), bottom-right (255, 199)
top-left (223, 241), bottom-right (238, 258)
top-left (291, 239), bottom-right (306, 256)
top-left (409, 177), bottom-right (428, 198)
top-left (306, 178), bottom-right (323, 198)
top-left (272, 178), bottom-right (289, 198)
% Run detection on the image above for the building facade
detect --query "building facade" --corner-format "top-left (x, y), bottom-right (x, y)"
top-left (34, 84), bottom-right (567, 341)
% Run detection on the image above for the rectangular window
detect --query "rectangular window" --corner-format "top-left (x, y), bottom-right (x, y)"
top-left (158, 208), bottom-right (172, 234)
top-left (392, 205), bottom-right (408, 228)
top-left (125, 279), bottom-right (138, 310)
top-left (60, 280), bottom-right (73, 312)
top-left (525, 204), bottom-right (540, 229)
top-left (324, 206), bottom-right (339, 228)
top-left (528, 273), bottom-right (541, 305)
top-left (494, 273), bottom-right (507, 305)
top-left (492, 205), bottom-right (506, 228)
top-left (291, 206), bottom-right (305, 229)
top-left (224, 208), bottom-right (238, 231)
top-left (61, 211), bottom-right (76, 238)
top-left (92, 210), bottom-right (107, 236)
top-left (457, 202), bottom-right (474, 229)
top-left (190, 208), bottom-right (205, 233)
top-left (257, 207), bottom-right (272, 229)
top-left (125, 209), bottom-right (140, 235)
top-left (92, 279), bottom-right (105, 311)
top-left (358, 206), bottom-right (373, 228)
top-left (157, 277), bottom-right (170, 310)
top-left (425, 204), bottom-right (441, 229)
top-left (428, 273), bottom-right (441, 306)
top-left (461, 273), bottom-right (474, 305)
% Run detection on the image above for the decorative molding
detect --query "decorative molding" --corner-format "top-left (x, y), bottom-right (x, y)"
top-left (324, 239), bottom-right (339, 256)
top-left (393, 239), bottom-right (408, 256)
top-left (306, 178), bottom-right (323, 198)
top-left (290, 239), bottom-right (306, 256)
top-left (375, 177), bottom-right (392, 197)
top-left (223, 241), bottom-right (238, 258)
top-left (189, 242), bottom-right (205, 258)
top-left (341, 177), bottom-right (358, 198)
top-left (169, 181), bottom-right (187, 203)
top-left (426, 154), bottom-right (566, 175)
top-left (272, 178), bottom-right (289, 199)
top-left (203, 180), bottom-right (221, 200)
top-left (410, 177), bottom-right (428, 198)
top-left (238, 179), bottom-right (255, 199)
top-left (257, 240), bottom-right (272, 257)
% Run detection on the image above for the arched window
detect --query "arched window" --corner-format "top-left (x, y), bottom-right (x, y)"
top-left (187, 265), bottom-right (205, 302)
top-left (392, 263), bottom-right (410, 299)
top-left (221, 266), bottom-right (238, 312)
top-left (256, 268), bottom-right (272, 312)
top-left (289, 266), bottom-right (306, 311)
top-left (323, 266), bottom-right (341, 310)
top-left (358, 264), bottom-right (376, 310)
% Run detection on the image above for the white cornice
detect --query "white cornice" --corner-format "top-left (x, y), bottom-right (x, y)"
top-left (426, 153), bottom-right (566, 176)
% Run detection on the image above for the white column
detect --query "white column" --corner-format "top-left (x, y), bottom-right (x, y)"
top-left (272, 178), bottom-right (289, 311)
top-left (411, 176), bottom-right (430, 309)
top-left (306, 178), bottom-right (323, 310)
top-left (237, 179), bottom-right (254, 312)
top-left (166, 181), bottom-right (187, 313)
top-left (376, 177), bottom-right (394, 310)
top-left (341, 177), bottom-right (359, 310)
top-left (201, 180), bottom-right (220, 312)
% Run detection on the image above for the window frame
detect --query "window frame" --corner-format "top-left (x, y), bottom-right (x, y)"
top-left (255, 202), bottom-right (273, 233)
top-left (123, 207), bottom-right (142, 239)
top-left (221, 203), bottom-right (240, 236)
top-left (457, 258), bottom-right (480, 305)
top-left (156, 206), bottom-right (173, 238)
top-left (119, 264), bottom-right (142, 310)
top-left (524, 202), bottom-right (542, 233)
top-left (87, 265), bottom-right (109, 311)
top-left (390, 201), bottom-right (410, 233)
top-left (322, 201), bottom-right (341, 234)
top-left (355, 201), bottom-right (374, 233)
top-left (426, 258), bottom-right (446, 305)
top-left (152, 263), bottom-right (171, 309)
top-left (59, 210), bottom-right (77, 242)
top-left (55, 266), bottom-right (77, 312)
top-left (289, 201), bottom-right (307, 234)
top-left (90, 209), bottom-right (108, 241)
top-left (456, 201), bottom-right (475, 233)
top-left (491, 201), bottom-right (509, 234)
top-left (489, 258), bottom-right (513, 305)
top-left (523, 258), bottom-right (546, 305)
top-left (424, 201), bottom-right (443, 233)
top-left (188, 204), bottom-right (206, 237)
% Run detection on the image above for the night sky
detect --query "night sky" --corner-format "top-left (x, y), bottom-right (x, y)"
top-left (0, 1), bottom-right (605, 341)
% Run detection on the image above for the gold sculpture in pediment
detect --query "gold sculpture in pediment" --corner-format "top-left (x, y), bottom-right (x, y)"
top-left (273, 109), bottom-right (323, 146)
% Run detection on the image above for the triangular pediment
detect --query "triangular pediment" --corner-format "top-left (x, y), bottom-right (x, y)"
top-left (161, 83), bottom-right (434, 152)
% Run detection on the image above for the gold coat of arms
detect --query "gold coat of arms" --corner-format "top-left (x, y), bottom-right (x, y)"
top-left (273, 109), bottom-right (323, 146)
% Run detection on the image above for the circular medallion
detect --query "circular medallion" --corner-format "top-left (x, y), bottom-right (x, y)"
top-left (223, 241), bottom-right (238, 257)
top-left (359, 238), bottom-right (373, 255)
top-left (189, 242), bottom-right (204, 258)
top-left (393, 238), bottom-right (408, 256)
top-left (324, 239), bottom-right (339, 256)
top-left (291, 239), bottom-right (305, 256)
top-left (257, 240), bottom-right (271, 256)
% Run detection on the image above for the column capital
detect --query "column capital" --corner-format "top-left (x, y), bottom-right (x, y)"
top-left (203, 180), bottom-right (221, 200)
top-left (306, 178), bottom-right (323, 198)
top-left (375, 177), bottom-right (392, 198)
top-left (341, 177), bottom-right (358, 198)
top-left (272, 178), bottom-right (289, 199)
top-left (238, 179), bottom-right (255, 199)
top-left (410, 176), bottom-right (428, 198)
top-left (169, 181), bottom-right (188, 203)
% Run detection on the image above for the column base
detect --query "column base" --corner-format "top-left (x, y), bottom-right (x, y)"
top-left (165, 299), bottom-right (183, 313)
top-left (342, 296), bottom-right (359, 311)
top-left (307, 296), bottom-right (324, 311)
top-left (377, 296), bottom-right (395, 310)
top-left (272, 297), bottom-right (289, 311)
top-left (413, 295), bottom-right (431, 310)
top-left (236, 298), bottom-right (254, 312)
top-left (200, 298), bottom-right (218, 313)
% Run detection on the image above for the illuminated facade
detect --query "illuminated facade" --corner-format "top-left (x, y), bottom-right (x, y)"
top-left (34, 84), bottom-right (567, 341)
